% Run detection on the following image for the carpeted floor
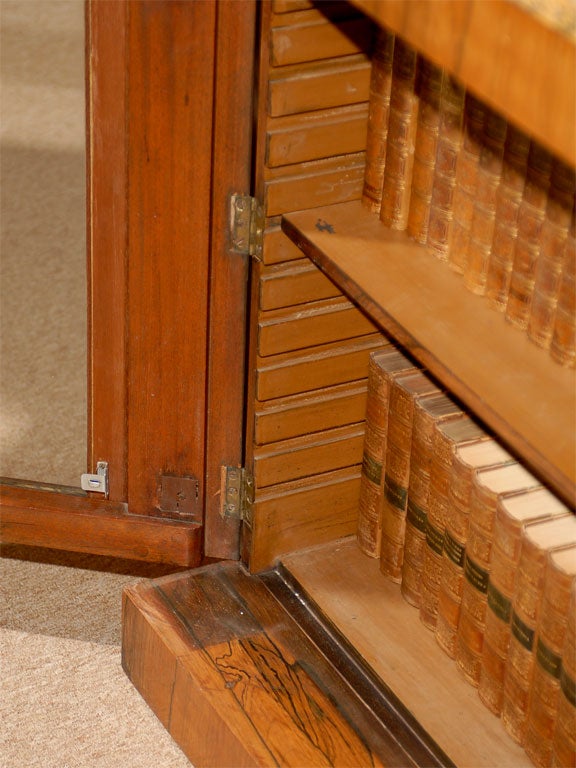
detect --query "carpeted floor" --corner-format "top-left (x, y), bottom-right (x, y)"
top-left (1, 547), bottom-right (194, 768)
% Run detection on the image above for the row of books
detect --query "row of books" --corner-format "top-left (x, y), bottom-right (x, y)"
top-left (356, 347), bottom-right (576, 768)
top-left (361, 28), bottom-right (576, 369)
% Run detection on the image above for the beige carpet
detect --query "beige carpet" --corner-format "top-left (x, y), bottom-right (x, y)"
top-left (0, 0), bottom-right (87, 487)
top-left (1, 548), bottom-right (195, 768)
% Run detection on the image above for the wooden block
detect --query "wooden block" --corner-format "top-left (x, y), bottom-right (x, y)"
top-left (272, 0), bottom-right (313, 13)
top-left (259, 258), bottom-right (340, 310)
top-left (266, 104), bottom-right (368, 167)
top-left (269, 55), bottom-right (370, 117)
top-left (264, 153), bottom-right (366, 217)
top-left (258, 296), bottom-right (377, 356)
top-left (256, 334), bottom-right (389, 400)
top-left (254, 380), bottom-right (368, 444)
top-left (249, 467), bottom-right (362, 571)
top-left (270, 14), bottom-right (372, 67)
top-left (253, 423), bottom-right (365, 488)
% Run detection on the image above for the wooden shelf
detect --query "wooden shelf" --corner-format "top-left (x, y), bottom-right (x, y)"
top-left (282, 200), bottom-right (576, 506)
top-left (281, 537), bottom-right (531, 768)
top-left (351, 0), bottom-right (576, 167)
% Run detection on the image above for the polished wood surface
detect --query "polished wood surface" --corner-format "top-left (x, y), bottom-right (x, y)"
top-left (122, 560), bottom-right (446, 767)
top-left (282, 200), bottom-right (576, 505)
top-left (352, 0), bottom-right (576, 167)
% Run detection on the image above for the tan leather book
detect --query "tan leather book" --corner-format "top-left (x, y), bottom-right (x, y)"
top-left (435, 439), bottom-right (514, 658)
top-left (443, 93), bottom-right (486, 270)
top-left (505, 141), bottom-right (553, 331)
top-left (524, 544), bottom-right (576, 768)
top-left (379, 370), bottom-right (439, 580)
top-left (357, 347), bottom-right (417, 558)
top-left (454, 463), bottom-right (542, 686)
top-left (527, 159), bottom-right (575, 350)
top-left (550, 213), bottom-right (576, 369)
top-left (551, 580), bottom-right (576, 768)
top-left (406, 58), bottom-right (443, 244)
top-left (485, 126), bottom-right (531, 311)
top-left (418, 416), bottom-right (492, 631)
top-left (501, 515), bottom-right (576, 745)
top-left (399, 391), bottom-right (463, 607)
top-left (379, 38), bottom-right (419, 231)
top-left (462, 110), bottom-right (508, 295)
top-left (426, 74), bottom-right (466, 262)
top-left (361, 27), bottom-right (395, 214)
top-left (477, 488), bottom-right (570, 715)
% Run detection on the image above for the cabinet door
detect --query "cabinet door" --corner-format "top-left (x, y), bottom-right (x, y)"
top-left (1, 0), bottom-right (256, 565)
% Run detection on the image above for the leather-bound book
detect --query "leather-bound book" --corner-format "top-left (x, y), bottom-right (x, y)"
top-left (527, 159), bottom-right (576, 350)
top-left (454, 463), bottom-right (542, 687)
top-left (406, 58), bottom-right (443, 244)
top-left (501, 514), bottom-right (576, 745)
top-left (551, 579), bottom-right (576, 768)
top-left (379, 370), bottom-right (439, 581)
top-left (485, 127), bottom-right (531, 311)
top-left (425, 73), bottom-right (465, 261)
top-left (357, 346), bottom-right (417, 558)
top-left (524, 544), bottom-right (576, 768)
top-left (435, 440), bottom-right (514, 659)
top-left (478, 489), bottom-right (570, 715)
top-left (505, 142), bottom-right (553, 330)
top-left (361, 27), bottom-right (395, 214)
top-left (550, 212), bottom-right (576, 369)
top-left (418, 415), bottom-right (491, 631)
top-left (399, 391), bottom-right (463, 607)
top-left (379, 37), bottom-right (419, 231)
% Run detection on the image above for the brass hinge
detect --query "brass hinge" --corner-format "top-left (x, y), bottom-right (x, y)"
top-left (221, 466), bottom-right (253, 525)
top-left (230, 194), bottom-right (264, 260)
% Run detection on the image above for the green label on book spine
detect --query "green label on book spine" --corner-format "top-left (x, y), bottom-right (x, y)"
top-left (425, 520), bottom-right (444, 556)
top-left (536, 637), bottom-right (561, 679)
top-left (464, 555), bottom-right (489, 594)
top-left (444, 530), bottom-right (465, 567)
top-left (487, 582), bottom-right (512, 623)
top-left (511, 610), bottom-right (535, 651)
top-left (560, 666), bottom-right (576, 707)
top-left (407, 499), bottom-right (427, 532)
top-left (384, 473), bottom-right (407, 511)
top-left (362, 453), bottom-right (382, 485)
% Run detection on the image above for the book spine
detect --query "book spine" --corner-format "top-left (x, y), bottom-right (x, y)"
top-left (406, 58), bottom-right (443, 244)
top-left (485, 127), bottom-right (531, 311)
top-left (445, 93), bottom-right (487, 272)
top-left (524, 548), bottom-right (576, 768)
top-left (357, 353), bottom-right (395, 557)
top-left (527, 160), bottom-right (576, 349)
top-left (379, 38), bottom-right (419, 231)
top-left (501, 537), bottom-right (552, 744)
top-left (419, 422), bottom-right (467, 630)
top-left (425, 74), bottom-right (465, 261)
top-left (463, 110), bottom-right (508, 295)
top-left (455, 481), bottom-right (501, 686)
top-left (401, 403), bottom-right (462, 607)
top-left (380, 383), bottom-right (437, 581)
top-left (505, 142), bottom-right (554, 330)
top-left (550, 213), bottom-right (576, 368)
top-left (551, 582), bottom-right (576, 768)
top-left (361, 28), bottom-right (395, 214)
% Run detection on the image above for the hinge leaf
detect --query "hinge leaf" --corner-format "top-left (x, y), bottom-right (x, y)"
top-left (230, 194), bottom-right (263, 260)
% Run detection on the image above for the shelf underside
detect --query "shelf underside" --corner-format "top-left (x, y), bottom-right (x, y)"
top-left (282, 200), bottom-right (576, 506)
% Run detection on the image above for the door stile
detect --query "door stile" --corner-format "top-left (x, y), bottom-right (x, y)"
top-left (203, 0), bottom-right (258, 560)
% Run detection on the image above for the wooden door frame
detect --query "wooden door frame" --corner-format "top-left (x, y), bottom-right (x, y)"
top-left (1, 0), bottom-right (256, 566)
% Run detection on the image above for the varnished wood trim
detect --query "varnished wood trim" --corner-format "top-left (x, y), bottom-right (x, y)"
top-left (0, 485), bottom-right (201, 566)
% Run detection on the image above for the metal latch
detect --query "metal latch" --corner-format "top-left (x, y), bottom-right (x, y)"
top-left (222, 466), bottom-right (253, 525)
top-left (81, 461), bottom-right (109, 497)
top-left (230, 194), bottom-right (264, 260)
